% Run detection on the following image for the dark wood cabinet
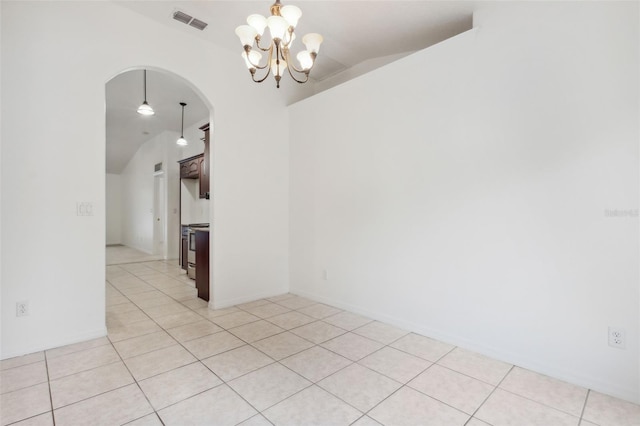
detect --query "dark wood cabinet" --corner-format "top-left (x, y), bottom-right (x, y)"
top-left (199, 123), bottom-right (210, 199)
top-left (195, 229), bottom-right (209, 301)
top-left (179, 155), bottom-right (202, 179)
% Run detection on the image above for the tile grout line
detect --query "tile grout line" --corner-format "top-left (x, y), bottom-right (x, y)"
top-left (463, 364), bottom-right (515, 425)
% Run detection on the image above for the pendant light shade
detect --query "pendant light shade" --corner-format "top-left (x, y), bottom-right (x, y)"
top-left (137, 70), bottom-right (155, 116)
top-left (176, 102), bottom-right (188, 146)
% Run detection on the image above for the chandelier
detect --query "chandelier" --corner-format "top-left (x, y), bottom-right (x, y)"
top-left (235, 0), bottom-right (323, 88)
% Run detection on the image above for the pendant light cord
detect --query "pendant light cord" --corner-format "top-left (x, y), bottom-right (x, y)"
top-left (143, 70), bottom-right (148, 103)
top-left (180, 102), bottom-right (186, 137)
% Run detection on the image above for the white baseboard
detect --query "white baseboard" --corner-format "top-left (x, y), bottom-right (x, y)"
top-left (292, 288), bottom-right (640, 405)
top-left (1, 327), bottom-right (108, 360)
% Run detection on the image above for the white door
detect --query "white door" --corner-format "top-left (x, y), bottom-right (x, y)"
top-left (153, 174), bottom-right (166, 257)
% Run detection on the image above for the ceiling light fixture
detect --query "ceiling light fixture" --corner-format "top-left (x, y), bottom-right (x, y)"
top-left (137, 69), bottom-right (155, 116)
top-left (235, 0), bottom-right (323, 88)
top-left (176, 102), bottom-right (188, 146)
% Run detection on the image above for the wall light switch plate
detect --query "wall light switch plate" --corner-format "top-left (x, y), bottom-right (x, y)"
top-left (76, 202), bottom-right (94, 216)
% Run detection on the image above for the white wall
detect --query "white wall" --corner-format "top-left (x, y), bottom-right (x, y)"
top-left (1, 1), bottom-right (290, 358)
top-left (105, 174), bottom-right (122, 245)
top-left (289, 2), bottom-right (639, 403)
top-left (121, 131), bottom-right (174, 255)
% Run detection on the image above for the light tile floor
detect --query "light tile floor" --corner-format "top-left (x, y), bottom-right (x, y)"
top-left (2, 258), bottom-right (640, 425)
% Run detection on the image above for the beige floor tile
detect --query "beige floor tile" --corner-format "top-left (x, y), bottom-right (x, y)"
top-left (106, 302), bottom-right (140, 314)
top-left (113, 331), bottom-right (176, 359)
top-left (106, 309), bottom-right (150, 327)
top-left (264, 385), bottom-right (362, 426)
top-left (353, 321), bottom-right (409, 345)
top-left (124, 413), bottom-right (164, 426)
top-left (11, 411), bottom-right (53, 426)
top-left (50, 362), bottom-right (133, 408)
top-left (1, 352), bottom-right (44, 371)
top-left (108, 319), bottom-right (162, 343)
top-left (180, 298), bottom-right (209, 310)
top-left (237, 299), bottom-right (272, 310)
top-left (138, 363), bottom-right (222, 410)
top-left (195, 306), bottom-right (240, 320)
top-left (120, 285), bottom-right (157, 296)
top-left (323, 311), bottom-right (373, 331)
top-left (274, 295), bottom-right (318, 310)
top-left (1, 361), bottom-right (48, 394)
top-left (290, 321), bottom-right (347, 344)
top-left (158, 384), bottom-right (257, 426)
top-left (318, 363), bottom-right (401, 412)
top-left (240, 301), bottom-right (290, 318)
top-left (321, 332), bottom-right (384, 361)
top-left (47, 345), bottom-right (120, 380)
top-left (267, 294), bottom-right (296, 302)
top-left (266, 311), bottom-right (316, 330)
top-left (475, 389), bottom-right (579, 426)
top-left (369, 386), bottom-right (469, 426)
top-left (106, 294), bottom-right (129, 306)
top-left (466, 419), bottom-right (492, 426)
top-left (390, 333), bottom-right (455, 362)
top-left (141, 302), bottom-right (190, 319)
top-left (166, 320), bottom-right (222, 342)
top-left (500, 367), bottom-right (588, 417)
top-left (127, 289), bottom-right (167, 306)
top-left (437, 347), bottom-right (512, 386)
top-left (202, 345), bottom-right (274, 381)
top-left (124, 345), bottom-right (196, 380)
top-left (45, 337), bottom-right (110, 360)
top-left (229, 363), bottom-right (311, 411)
top-left (0, 383), bottom-right (51, 426)
top-left (53, 384), bottom-right (152, 426)
top-left (211, 311), bottom-right (261, 329)
top-left (297, 303), bottom-right (343, 319)
top-left (133, 294), bottom-right (175, 309)
top-left (280, 346), bottom-right (352, 383)
top-left (582, 391), bottom-right (640, 426)
top-left (579, 421), bottom-right (598, 426)
top-left (229, 320), bottom-right (284, 343)
top-left (182, 331), bottom-right (245, 359)
top-left (351, 416), bottom-right (383, 426)
top-left (252, 332), bottom-right (314, 360)
top-left (359, 346), bottom-right (431, 383)
top-left (237, 414), bottom-right (273, 425)
top-left (408, 364), bottom-right (494, 415)
top-left (153, 311), bottom-right (203, 329)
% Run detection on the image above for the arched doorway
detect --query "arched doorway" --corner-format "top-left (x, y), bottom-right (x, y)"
top-left (105, 67), bottom-right (212, 265)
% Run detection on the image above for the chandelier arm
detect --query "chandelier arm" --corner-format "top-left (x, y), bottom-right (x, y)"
top-left (285, 65), bottom-right (310, 84)
top-left (250, 47), bottom-right (274, 83)
top-left (255, 36), bottom-right (271, 52)
top-left (251, 68), bottom-right (273, 84)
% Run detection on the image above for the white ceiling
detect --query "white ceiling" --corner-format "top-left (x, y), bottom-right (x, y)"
top-left (106, 69), bottom-right (209, 174)
top-left (106, 1), bottom-right (474, 173)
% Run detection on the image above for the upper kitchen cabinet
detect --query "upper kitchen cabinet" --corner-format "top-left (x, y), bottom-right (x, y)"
top-left (199, 123), bottom-right (210, 199)
top-left (179, 154), bottom-right (202, 179)
top-left (178, 122), bottom-right (210, 199)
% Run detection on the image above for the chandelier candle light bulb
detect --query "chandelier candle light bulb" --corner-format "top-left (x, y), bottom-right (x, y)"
top-left (235, 0), bottom-right (323, 88)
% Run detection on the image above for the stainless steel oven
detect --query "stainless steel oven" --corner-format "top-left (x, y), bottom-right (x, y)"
top-left (187, 223), bottom-right (209, 280)
top-left (187, 228), bottom-right (196, 279)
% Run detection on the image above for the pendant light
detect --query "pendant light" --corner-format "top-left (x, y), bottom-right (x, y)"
top-left (137, 69), bottom-right (155, 116)
top-left (176, 102), bottom-right (188, 146)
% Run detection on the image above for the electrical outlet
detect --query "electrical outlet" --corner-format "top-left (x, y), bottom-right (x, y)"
top-left (322, 269), bottom-right (328, 280)
top-left (608, 327), bottom-right (626, 349)
top-left (76, 202), bottom-right (94, 216)
top-left (16, 301), bottom-right (29, 317)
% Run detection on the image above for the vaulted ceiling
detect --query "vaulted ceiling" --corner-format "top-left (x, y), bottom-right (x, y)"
top-left (106, 1), bottom-right (474, 173)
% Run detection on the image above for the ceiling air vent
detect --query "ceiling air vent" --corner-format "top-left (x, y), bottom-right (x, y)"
top-left (189, 18), bottom-right (208, 31)
top-left (172, 10), bottom-right (208, 31)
